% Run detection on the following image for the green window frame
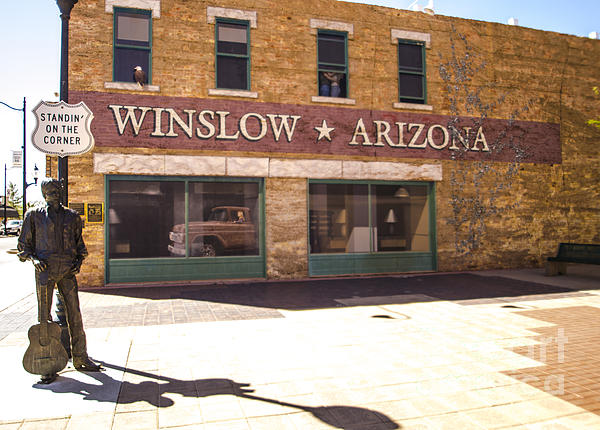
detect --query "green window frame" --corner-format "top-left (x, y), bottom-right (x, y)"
top-left (317, 30), bottom-right (348, 98)
top-left (398, 39), bottom-right (426, 104)
top-left (105, 175), bottom-right (266, 283)
top-left (113, 7), bottom-right (152, 84)
top-left (215, 18), bottom-right (251, 90)
top-left (308, 180), bottom-right (437, 276)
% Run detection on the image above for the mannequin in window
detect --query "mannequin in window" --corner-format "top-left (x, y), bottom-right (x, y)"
top-left (320, 72), bottom-right (342, 97)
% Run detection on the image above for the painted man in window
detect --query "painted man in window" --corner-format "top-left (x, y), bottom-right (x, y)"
top-left (18, 178), bottom-right (101, 383)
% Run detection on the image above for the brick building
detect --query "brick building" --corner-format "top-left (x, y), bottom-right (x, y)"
top-left (51, 0), bottom-right (599, 288)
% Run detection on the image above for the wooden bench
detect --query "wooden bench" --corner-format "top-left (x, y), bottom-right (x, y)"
top-left (545, 243), bottom-right (600, 276)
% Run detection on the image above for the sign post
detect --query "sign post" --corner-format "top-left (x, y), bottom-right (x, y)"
top-left (56, 0), bottom-right (78, 206)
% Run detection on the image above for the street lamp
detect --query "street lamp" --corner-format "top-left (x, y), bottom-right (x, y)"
top-left (25, 164), bottom-right (40, 193)
top-left (0, 97), bottom-right (27, 217)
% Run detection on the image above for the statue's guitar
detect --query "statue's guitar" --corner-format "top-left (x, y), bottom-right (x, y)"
top-left (22, 284), bottom-right (68, 376)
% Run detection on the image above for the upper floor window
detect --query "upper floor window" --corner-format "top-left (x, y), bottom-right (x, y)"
top-left (216, 19), bottom-right (250, 90)
top-left (113, 7), bottom-right (152, 85)
top-left (317, 30), bottom-right (348, 98)
top-left (398, 40), bottom-right (426, 104)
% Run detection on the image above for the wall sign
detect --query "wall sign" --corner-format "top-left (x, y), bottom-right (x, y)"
top-left (31, 100), bottom-right (95, 157)
top-left (86, 203), bottom-right (104, 223)
top-left (70, 91), bottom-right (561, 164)
top-left (68, 202), bottom-right (85, 216)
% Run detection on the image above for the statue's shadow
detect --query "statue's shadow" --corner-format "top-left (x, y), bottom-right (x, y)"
top-left (37, 361), bottom-right (400, 429)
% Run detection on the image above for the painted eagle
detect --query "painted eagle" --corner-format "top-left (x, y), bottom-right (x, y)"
top-left (133, 66), bottom-right (146, 88)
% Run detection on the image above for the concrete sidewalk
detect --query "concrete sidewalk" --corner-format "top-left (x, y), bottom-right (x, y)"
top-left (1, 264), bottom-right (599, 429)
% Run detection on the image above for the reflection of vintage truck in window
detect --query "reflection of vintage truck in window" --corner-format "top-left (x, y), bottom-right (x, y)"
top-left (168, 206), bottom-right (257, 257)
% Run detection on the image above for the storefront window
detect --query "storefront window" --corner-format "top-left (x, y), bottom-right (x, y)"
top-left (309, 183), bottom-right (368, 253)
top-left (309, 182), bottom-right (430, 254)
top-left (187, 182), bottom-right (259, 256)
top-left (109, 179), bottom-right (260, 259)
top-left (109, 181), bottom-right (184, 259)
top-left (372, 184), bottom-right (430, 252)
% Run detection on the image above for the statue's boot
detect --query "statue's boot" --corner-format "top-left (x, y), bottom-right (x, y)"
top-left (39, 373), bottom-right (57, 384)
top-left (74, 357), bottom-right (102, 372)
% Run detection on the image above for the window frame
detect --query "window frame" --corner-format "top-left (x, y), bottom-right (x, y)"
top-left (113, 7), bottom-right (153, 84)
top-left (307, 179), bottom-right (437, 276)
top-left (317, 29), bottom-right (349, 98)
top-left (397, 38), bottom-right (426, 104)
top-left (105, 175), bottom-right (266, 283)
top-left (215, 17), bottom-right (251, 91)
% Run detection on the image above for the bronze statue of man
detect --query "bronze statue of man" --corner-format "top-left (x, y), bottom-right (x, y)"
top-left (18, 178), bottom-right (101, 384)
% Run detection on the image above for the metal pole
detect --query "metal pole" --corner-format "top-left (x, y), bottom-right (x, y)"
top-left (3, 164), bottom-right (6, 236)
top-left (22, 97), bottom-right (26, 216)
top-left (57, 0), bottom-right (77, 206)
top-left (55, 1), bottom-right (78, 355)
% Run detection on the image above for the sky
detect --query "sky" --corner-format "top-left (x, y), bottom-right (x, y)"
top-left (1, 0), bottom-right (599, 206)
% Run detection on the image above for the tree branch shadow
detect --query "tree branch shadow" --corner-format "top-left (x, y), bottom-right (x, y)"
top-left (37, 360), bottom-right (400, 429)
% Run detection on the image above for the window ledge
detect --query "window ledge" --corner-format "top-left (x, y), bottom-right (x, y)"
top-left (105, 82), bottom-right (160, 92)
top-left (393, 102), bottom-right (433, 111)
top-left (208, 88), bottom-right (258, 99)
top-left (311, 96), bottom-right (356, 105)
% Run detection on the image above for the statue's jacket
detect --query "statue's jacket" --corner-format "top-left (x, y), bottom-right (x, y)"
top-left (17, 205), bottom-right (88, 266)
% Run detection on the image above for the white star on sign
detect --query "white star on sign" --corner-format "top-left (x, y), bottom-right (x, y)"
top-left (314, 120), bottom-right (335, 142)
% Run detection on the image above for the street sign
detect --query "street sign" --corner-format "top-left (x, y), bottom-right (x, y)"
top-left (11, 151), bottom-right (22, 168)
top-left (31, 100), bottom-right (94, 157)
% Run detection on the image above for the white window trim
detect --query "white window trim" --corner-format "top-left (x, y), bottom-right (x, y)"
top-left (207, 6), bottom-right (257, 28)
top-left (393, 102), bottom-right (433, 111)
top-left (310, 19), bottom-right (353, 38)
top-left (208, 88), bottom-right (258, 99)
top-left (104, 82), bottom-right (160, 92)
top-left (311, 96), bottom-right (356, 106)
top-left (391, 29), bottom-right (431, 48)
top-left (105, 0), bottom-right (160, 18)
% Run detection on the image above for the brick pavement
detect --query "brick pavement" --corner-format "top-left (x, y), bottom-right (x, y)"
top-left (504, 306), bottom-right (600, 416)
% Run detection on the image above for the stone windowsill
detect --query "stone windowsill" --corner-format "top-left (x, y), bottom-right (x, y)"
top-left (311, 96), bottom-right (356, 105)
top-left (104, 82), bottom-right (160, 92)
top-left (208, 88), bottom-right (258, 99)
top-left (393, 102), bottom-right (433, 111)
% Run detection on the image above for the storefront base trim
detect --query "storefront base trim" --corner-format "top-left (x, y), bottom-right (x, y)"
top-left (308, 252), bottom-right (436, 277)
top-left (108, 256), bottom-right (266, 283)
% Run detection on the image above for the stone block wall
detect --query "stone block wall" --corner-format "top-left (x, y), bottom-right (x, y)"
top-left (57, 0), bottom-right (599, 285)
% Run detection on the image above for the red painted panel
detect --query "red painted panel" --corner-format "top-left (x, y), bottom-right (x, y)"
top-left (70, 91), bottom-right (561, 164)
